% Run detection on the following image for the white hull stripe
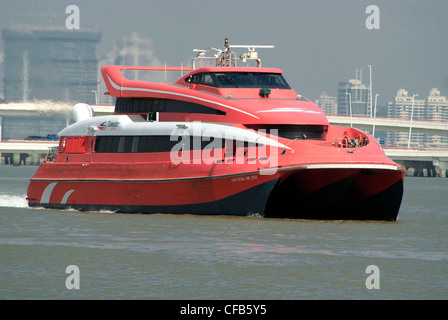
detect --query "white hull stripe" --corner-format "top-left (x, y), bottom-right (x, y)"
top-left (40, 182), bottom-right (57, 203)
top-left (257, 108), bottom-right (321, 114)
top-left (301, 164), bottom-right (405, 171)
top-left (107, 75), bottom-right (260, 119)
top-left (61, 190), bottom-right (75, 204)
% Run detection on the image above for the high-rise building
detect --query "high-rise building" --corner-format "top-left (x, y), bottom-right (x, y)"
top-left (2, 25), bottom-right (101, 104)
top-left (386, 88), bottom-right (447, 148)
top-left (337, 69), bottom-right (371, 116)
top-left (1, 26), bottom-right (101, 140)
top-left (315, 92), bottom-right (337, 114)
top-left (426, 88), bottom-right (448, 147)
top-left (387, 89), bottom-right (426, 147)
top-left (427, 88), bottom-right (448, 121)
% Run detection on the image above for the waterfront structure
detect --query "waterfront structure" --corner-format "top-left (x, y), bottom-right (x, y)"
top-left (2, 25), bottom-right (101, 104)
top-left (1, 25), bottom-right (101, 140)
top-left (387, 88), bottom-right (448, 148)
top-left (426, 88), bottom-right (448, 147)
top-left (315, 92), bottom-right (337, 115)
top-left (337, 69), bottom-right (371, 116)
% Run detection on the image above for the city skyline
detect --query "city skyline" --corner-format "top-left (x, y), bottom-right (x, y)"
top-left (2, 25), bottom-right (101, 104)
top-left (316, 85), bottom-right (448, 147)
top-left (1, 25), bottom-right (446, 118)
top-left (0, 0), bottom-right (447, 107)
top-left (1, 21), bottom-right (446, 120)
top-left (316, 84), bottom-right (448, 120)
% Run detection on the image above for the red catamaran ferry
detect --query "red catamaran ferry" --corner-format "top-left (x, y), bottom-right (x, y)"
top-left (27, 39), bottom-right (406, 220)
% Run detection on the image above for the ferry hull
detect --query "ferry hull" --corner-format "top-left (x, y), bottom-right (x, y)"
top-left (265, 167), bottom-right (405, 221)
top-left (27, 165), bottom-right (404, 221)
top-left (27, 171), bottom-right (280, 216)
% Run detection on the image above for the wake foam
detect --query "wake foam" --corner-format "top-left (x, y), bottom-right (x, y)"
top-left (0, 194), bottom-right (28, 208)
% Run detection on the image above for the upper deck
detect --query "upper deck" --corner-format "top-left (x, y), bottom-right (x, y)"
top-left (174, 67), bottom-right (298, 100)
top-left (100, 39), bottom-right (329, 128)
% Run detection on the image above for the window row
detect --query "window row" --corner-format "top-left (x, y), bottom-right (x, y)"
top-left (115, 97), bottom-right (226, 115)
top-left (94, 135), bottom-right (263, 153)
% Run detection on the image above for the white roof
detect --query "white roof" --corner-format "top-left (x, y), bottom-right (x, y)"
top-left (59, 115), bottom-right (289, 149)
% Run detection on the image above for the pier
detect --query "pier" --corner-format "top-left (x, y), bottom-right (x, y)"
top-left (0, 140), bottom-right (57, 166)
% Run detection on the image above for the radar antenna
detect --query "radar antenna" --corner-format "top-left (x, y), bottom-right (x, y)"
top-left (191, 38), bottom-right (275, 69)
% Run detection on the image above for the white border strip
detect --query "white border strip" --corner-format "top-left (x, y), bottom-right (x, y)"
top-left (302, 164), bottom-right (405, 171)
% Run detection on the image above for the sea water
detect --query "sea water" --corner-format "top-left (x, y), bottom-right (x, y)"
top-left (1, 165), bottom-right (447, 300)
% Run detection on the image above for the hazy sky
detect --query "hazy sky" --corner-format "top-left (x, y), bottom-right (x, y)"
top-left (1, 0), bottom-right (447, 105)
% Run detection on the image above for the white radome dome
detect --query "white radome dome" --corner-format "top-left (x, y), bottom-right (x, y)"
top-left (72, 103), bottom-right (96, 122)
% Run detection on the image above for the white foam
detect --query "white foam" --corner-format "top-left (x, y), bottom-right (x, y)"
top-left (0, 194), bottom-right (28, 208)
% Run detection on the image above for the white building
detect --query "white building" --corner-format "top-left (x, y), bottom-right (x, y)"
top-left (387, 88), bottom-right (448, 148)
top-left (426, 88), bottom-right (448, 147)
top-left (315, 92), bottom-right (337, 115)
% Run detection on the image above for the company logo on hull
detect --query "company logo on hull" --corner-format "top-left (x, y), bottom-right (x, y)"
top-left (98, 120), bottom-right (120, 131)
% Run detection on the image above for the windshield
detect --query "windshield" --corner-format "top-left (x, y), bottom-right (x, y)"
top-left (190, 72), bottom-right (291, 89)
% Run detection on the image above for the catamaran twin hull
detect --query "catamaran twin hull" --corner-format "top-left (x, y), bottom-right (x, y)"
top-left (27, 148), bottom-right (405, 221)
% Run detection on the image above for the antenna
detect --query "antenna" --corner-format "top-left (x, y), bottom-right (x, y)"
top-left (229, 45), bottom-right (275, 49)
top-left (191, 38), bottom-right (275, 68)
top-left (193, 49), bottom-right (208, 57)
top-left (229, 43), bottom-right (274, 67)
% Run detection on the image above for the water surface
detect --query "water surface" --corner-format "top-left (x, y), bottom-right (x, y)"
top-left (1, 166), bottom-right (447, 299)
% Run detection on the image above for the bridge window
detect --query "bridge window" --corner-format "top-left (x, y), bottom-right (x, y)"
top-left (188, 73), bottom-right (217, 87)
top-left (210, 72), bottom-right (291, 89)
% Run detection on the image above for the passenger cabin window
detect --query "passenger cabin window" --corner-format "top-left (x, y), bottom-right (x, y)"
top-left (94, 135), bottom-right (263, 153)
top-left (95, 135), bottom-right (192, 153)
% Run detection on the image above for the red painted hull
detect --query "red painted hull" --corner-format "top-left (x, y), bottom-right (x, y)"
top-left (27, 163), bottom-right (280, 215)
top-left (27, 155), bottom-right (405, 220)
